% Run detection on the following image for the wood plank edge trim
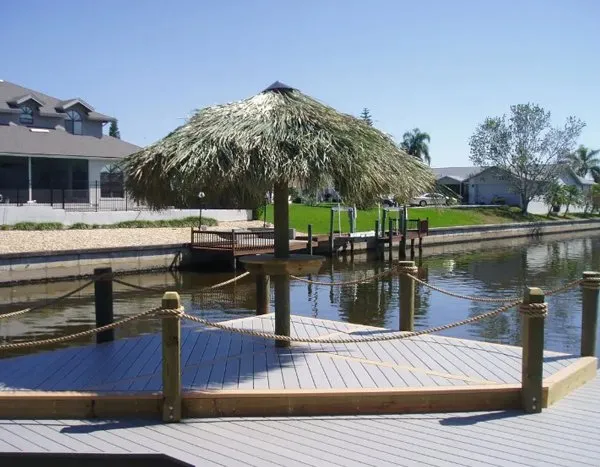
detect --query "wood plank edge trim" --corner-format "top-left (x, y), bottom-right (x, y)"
top-left (182, 385), bottom-right (522, 417)
top-left (542, 357), bottom-right (598, 408)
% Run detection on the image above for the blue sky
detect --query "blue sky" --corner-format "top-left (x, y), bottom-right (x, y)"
top-left (2, 0), bottom-right (598, 167)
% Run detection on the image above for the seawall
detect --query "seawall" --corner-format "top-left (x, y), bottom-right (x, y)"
top-left (2, 218), bottom-right (600, 285)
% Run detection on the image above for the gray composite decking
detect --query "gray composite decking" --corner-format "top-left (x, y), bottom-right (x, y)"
top-left (0, 314), bottom-right (584, 392)
top-left (0, 314), bottom-right (599, 465)
top-left (0, 374), bottom-right (598, 466)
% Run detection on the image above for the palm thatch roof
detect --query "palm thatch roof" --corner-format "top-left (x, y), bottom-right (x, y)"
top-left (123, 82), bottom-right (435, 209)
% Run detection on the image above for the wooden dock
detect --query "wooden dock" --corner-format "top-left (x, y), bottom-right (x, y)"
top-left (0, 314), bottom-right (595, 419)
top-left (1, 375), bottom-right (598, 466)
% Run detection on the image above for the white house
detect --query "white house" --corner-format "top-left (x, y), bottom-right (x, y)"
top-left (434, 165), bottom-right (595, 213)
top-left (0, 80), bottom-right (139, 208)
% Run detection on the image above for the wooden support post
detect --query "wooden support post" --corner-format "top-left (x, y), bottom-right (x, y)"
top-left (410, 238), bottom-right (415, 259)
top-left (329, 209), bottom-right (335, 256)
top-left (273, 182), bottom-right (291, 347)
top-left (374, 219), bottom-right (381, 260)
top-left (398, 261), bottom-right (417, 331)
top-left (161, 291), bottom-right (182, 422)
top-left (521, 287), bottom-right (546, 414)
top-left (388, 218), bottom-right (393, 262)
top-left (274, 275), bottom-right (290, 347)
top-left (231, 229), bottom-right (236, 258)
top-left (255, 274), bottom-right (270, 315)
top-left (307, 224), bottom-right (313, 255)
top-left (581, 271), bottom-right (600, 357)
top-left (382, 210), bottom-right (388, 238)
top-left (94, 267), bottom-right (114, 344)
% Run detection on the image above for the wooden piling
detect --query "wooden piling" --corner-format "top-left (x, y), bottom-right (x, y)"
top-left (398, 261), bottom-right (417, 331)
top-left (161, 291), bottom-right (182, 422)
top-left (521, 287), bottom-right (546, 413)
top-left (329, 210), bottom-right (335, 256)
top-left (581, 271), bottom-right (600, 357)
top-left (255, 274), bottom-right (270, 315)
top-left (274, 275), bottom-right (291, 348)
top-left (388, 219), bottom-right (393, 262)
top-left (307, 224), bottom-right (313, 255)
top-left (94, 267), bottom-right (114, 344)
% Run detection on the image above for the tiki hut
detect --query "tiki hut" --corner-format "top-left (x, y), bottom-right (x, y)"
top-left (123, 81), bottom-right (435, 344)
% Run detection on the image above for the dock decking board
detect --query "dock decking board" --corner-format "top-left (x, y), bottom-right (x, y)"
top-left (0, 314), bottom-right (593, 395)
top-left (1, 373), bottom-right (600, 465)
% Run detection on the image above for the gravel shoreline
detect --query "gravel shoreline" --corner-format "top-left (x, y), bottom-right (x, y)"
top-left (0, 221), bottom-right (272, 255)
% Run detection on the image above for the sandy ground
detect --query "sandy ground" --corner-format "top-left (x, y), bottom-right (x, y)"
top-left (0, 220), bottom-right (272, 255)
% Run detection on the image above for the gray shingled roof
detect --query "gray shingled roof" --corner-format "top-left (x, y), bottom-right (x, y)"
top-left (0, 125), bottom-right (139, 160)
top-left (432, 166), bottom-right (484, 181)
top-left (0, 80), bottom-right (114, 122)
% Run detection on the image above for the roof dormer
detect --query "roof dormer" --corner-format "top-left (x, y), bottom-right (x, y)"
top-left (7, 93), bottom-right (45, 108)
top-left (55, 98), bottom-right (94, 113)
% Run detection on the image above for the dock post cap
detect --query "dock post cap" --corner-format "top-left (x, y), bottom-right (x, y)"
top-left (397, 260), bottom-right (418, 274)
top-left (524, 287), bottom-right (544, 301)
top-left (583, 271), bottom-right (600, 277)
top-left (161, 291), bottom-right (181, 310)
top-left (582, 271), bottom-right (600, 289)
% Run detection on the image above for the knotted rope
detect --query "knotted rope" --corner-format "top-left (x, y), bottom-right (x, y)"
top-left (581, 274), bottom-right (600, 291)
top-left (518, 302), bottom-right (548, 318)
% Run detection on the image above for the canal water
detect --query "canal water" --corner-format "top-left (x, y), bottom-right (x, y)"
top-left (1, 230), bottom-right (599, 357)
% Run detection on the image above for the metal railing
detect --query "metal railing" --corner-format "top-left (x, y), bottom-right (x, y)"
top-left (0, 183), bottom-right (148, 211)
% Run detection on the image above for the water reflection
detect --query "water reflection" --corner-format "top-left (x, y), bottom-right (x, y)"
top-left (1, 231), bottom-right (599, 357)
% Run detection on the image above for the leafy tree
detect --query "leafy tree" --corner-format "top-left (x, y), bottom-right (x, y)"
top-left (359, 108), bottom-right (373, 126)
top-left (401, 128), bottom-right (431, 165)
top-left (109, 120), bottom-right (121, 139)
top-left (563, 185), bottom-right (582, 217)
top-left (543, 182), bottom-right (566, 216)
top-left (565, 145), bottom-right (600, 181)
top-left (469, 103), bottom-right (584, 213)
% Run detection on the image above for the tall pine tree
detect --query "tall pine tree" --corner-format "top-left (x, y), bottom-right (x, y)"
top-left (360, 108), bottom-right (373, 126)
top-left (109, 120), bottom-right (121, 139)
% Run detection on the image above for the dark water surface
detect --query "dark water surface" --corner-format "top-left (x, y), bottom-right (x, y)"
top-left (1, 230), bottom-right (599, 357)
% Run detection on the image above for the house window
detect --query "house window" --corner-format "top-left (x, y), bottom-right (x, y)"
top-left (65, 110), bottom-right (82, 135)
top-left (19, 106), bottom-right (33, 125)
top-left (100, 165), bottom-right (124, 198)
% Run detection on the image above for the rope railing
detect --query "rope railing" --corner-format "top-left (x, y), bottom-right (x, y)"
top-left (0, 295), bottom-right (553, 350)
top-left (180, 300), bottom-right (523, 343)
top-left (0, 305), bottom-right (178, 350)
top-left (291, 264), bottom-right (583, 303)
top-left (113, 271), bottom-right (250, 294)
top-left (0, 264), bottom-right (584, 349)
top-left (0, 279), bottom-right (96, 320)
top-left (0, 271), bottom-right (250, 321)
top-left (0, 298), bottom-right (522, 350)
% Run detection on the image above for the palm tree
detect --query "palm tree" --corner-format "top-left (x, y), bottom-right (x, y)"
top-left (401, 128), bottom-right (431, 165)
top-left (567, 146), bottom-right (600, 181)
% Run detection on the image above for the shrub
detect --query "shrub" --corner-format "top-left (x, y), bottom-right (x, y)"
top-left (11, 222), bottom-right (63, 231)
top-left (69, 223), bottom-right (92, 230)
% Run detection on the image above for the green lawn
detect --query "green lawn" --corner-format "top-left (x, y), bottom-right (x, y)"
top-left (261, 204), bottom-right (547, 234)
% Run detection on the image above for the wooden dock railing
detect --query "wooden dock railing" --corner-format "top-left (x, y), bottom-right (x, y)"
top-left (0, 267), bottom-right (597, 421)
top-left (191, 228), bottom-right (276, 254)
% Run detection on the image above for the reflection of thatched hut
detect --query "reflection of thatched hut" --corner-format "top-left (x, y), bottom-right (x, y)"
top-left (123, 82), bottom-right (435, 343)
